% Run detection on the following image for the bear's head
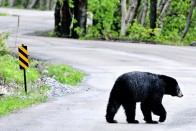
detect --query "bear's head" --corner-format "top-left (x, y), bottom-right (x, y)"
top-left (159, 75), bottom-right (183, 97)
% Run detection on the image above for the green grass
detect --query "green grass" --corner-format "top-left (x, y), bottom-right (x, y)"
top-left (0, 55), bottom-right (40, 85)
top-left (47, 65), bottom-right (85, 86)
top-left (0, 85), bottom-right (50, 116)
top-left (0, 54), bottom-right (46, 116)
top-left (0, 55), bottom-right (85, 116)
top-left (0, 12), bottom-right (8, 16)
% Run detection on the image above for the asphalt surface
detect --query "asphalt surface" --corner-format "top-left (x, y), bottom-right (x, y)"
top-left (0, 8), bottom-right (196, 131)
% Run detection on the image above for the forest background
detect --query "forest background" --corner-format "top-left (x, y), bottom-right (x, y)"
top-left (0, 0), bottom-right (195, 45)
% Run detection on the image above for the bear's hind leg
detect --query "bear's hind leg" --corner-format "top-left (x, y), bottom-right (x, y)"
top-left (106, 99), bottom-right (121, 123)
top-left (122, 102), bottom-right (139, 124)
top-left (141, 101), bottom-right (158, 124)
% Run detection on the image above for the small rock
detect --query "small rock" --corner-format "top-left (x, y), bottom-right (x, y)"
top-left (0, 87), bottom-right (8, 96)
top-left (190, 41), bottom-right (196, 46)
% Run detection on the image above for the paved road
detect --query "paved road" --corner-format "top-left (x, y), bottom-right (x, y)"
top-left (0, 8), bottom-right (196, 131)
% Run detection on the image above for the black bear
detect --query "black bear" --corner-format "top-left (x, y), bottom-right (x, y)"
top-left (106, 71), bottom-right (183, 124)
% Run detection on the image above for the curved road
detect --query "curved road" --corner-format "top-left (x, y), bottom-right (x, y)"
top-left (0, 8), bottom-right (196, 131)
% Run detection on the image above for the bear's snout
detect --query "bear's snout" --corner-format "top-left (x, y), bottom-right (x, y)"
top-left (177, 90), bottom-right (183, 98)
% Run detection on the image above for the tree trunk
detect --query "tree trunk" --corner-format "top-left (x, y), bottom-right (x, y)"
top-left (125, 0), bottom-right (136, 25)
top-left (48, 0), bottom-right (53, 10)
top-left (140, 0), bottom-right (148, 26)
top-left (125, 0), bottom-right (141, 25)
top-left (46, 0), bottom-right (50, 10)
top-left (181, 0), bottom-right (196, 38)
top-left (157, 0), bottom-right (162, 8)
top-left (39, 0), bottom-right (46, 9)
top-left (121, 0), bottom-right (127, 35)
top-left (0, 0), bottom-right (3, 6)
top-left (121, 0), bottom-right (141, 35)
top-left (158, 0), bottom-right (171, 28)
top-left (8, 0), bottom-right (15, 7)
top-left (27, 0), bottom-right (39, 8)
top-left (150, 0), bottom-right (157, 30)
top-left (71, 0), bottom-right (87, 38)
top-left (54, 0), bottom-right (61, 36)
top-left (157, 0), bottom-right (166, 11)
top-left (60, 0), bottom-right (72, 37)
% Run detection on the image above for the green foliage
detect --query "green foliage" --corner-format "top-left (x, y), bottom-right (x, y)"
top-left (159, 0), bottom-right (195, 45)
top-left (0, 55), bottom-right (40, 85)
top-left (69, 0), bottom-right (74, 8)
top-left (0, 85), bottom-right (50, 116)
top-left (58, 0), bottom-right (63, 6)
top-left (0, 54), bottom-right (49, 116)
top-left (0, 12), bottom-right (8, 16)
top-left (48, 31), bottom-right (60, 37)
top-left (0, 33), bottom-right (10, 55)
top-left (127, 21), bottom-right (155, 42)
top-left (87, 0), bottom-right (120, 39)
top-left (47, 65), bottom-right (85, 86)
top-left (1, 0), bottom-right (9, 6)
top-left (85, 0), bottom-right (195, 45)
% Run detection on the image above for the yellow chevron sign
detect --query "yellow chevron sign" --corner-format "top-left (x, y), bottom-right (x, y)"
top-left (18, 45), bottom-right (29, 70)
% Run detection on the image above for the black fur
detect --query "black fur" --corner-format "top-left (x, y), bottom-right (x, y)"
top-left (106, 71), bottom-right (182, 124)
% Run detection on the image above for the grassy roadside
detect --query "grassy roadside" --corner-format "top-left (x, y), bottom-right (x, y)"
top-left (0, 55), bottom-right (85, 116)
top-left (0, 35), bottom-right (85, 116)
top-left (0, 12), bottom-right (8, 16)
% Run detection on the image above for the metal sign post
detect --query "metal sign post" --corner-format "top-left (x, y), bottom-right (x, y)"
top-left (18, 44), bottom-right (29, 94)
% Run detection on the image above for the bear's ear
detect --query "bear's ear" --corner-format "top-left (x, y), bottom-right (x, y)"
top-left (158, 75), bottom-right (177, 86)
top-left (158, 75), bottom-right (180, 96)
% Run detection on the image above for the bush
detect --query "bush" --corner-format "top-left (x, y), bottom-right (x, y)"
top-left (0, 33), bottom-right (10, 55)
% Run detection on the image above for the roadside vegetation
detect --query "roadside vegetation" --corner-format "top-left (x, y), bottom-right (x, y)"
top-left (1, 0), bottom-right (195, 45)
top-left (0, 33), bottom-right (85, 116)
top-left (48, 65), bottom-right (85, 86)
top-left (0, 12), bottom-right (8, 16)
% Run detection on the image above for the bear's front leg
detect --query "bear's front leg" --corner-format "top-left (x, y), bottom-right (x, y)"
top-left (141, 101), bottom-right (158, 124)
top-left (153, 104), bottom-right (166, 122)
top-left (152, 93), bottom-right (167, 122)
top-left (159, 110), bottom-right (167, 122)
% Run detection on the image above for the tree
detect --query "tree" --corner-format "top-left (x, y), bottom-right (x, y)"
top-left (158, 0), bottom-right (172, 29)
top-left (121, 0), bottom-right (141, 35)
top-left (53, 0), bottom-right (87, 38)
top-left (181, 0), bottom-right (196, 38)
top-left (8, 0), bottom-right (15, 7)
top-left (72, 0), bottom-right (87, 38)
top-left (54, 0), bottom-right (61, 36)
top-left (27, 0), bottom-right (39, 8)
top-left (60, 0), bottom-right (72, 37)
top-left (150, 0), bottom-right (157, 30)
top-left (140, 0), bottom-right (148, 26)
top-left (0, 0), bottom-right (3, 6)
